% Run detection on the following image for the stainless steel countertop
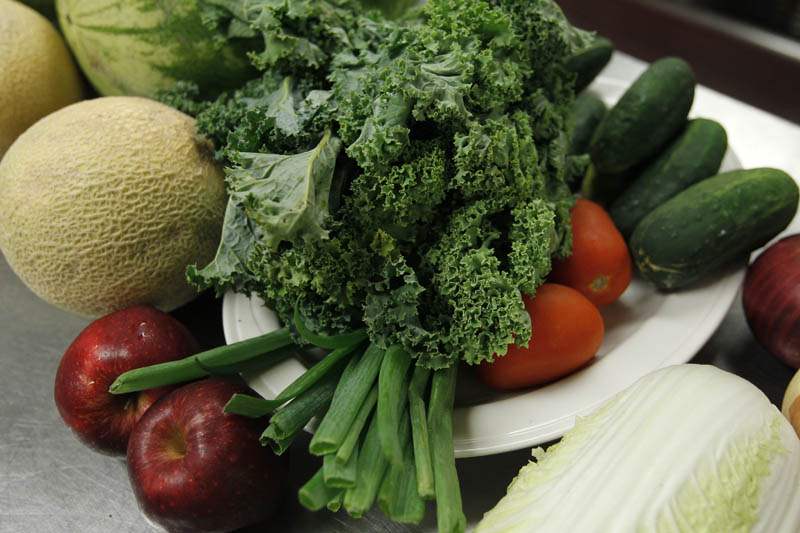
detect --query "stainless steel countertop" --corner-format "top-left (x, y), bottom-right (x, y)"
top-left (2, 53), bottom-right (800, 532)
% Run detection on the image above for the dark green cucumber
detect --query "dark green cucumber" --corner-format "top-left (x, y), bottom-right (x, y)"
top-left (567, 36), bottom-right (614, 93)
top-left (569, 93), bottom-right (607, 156)
top-left (591, 57), bottom-right (696, 174)
top-left (581, 160), bottom-right (648, 207)
top-left (610, 118), bottom-right (728, 238)
top-left (631, 168), bottom-right (799, 290)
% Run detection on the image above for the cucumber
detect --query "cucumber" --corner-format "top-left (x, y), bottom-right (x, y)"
top-left (610, 118), bottom-right (728, 238)
top-left (568, 93), bottom-right (607, 156)
top-left (581, 161), bottom-right (648, 207)
top-left (591, 57), bottom-right (696, 174)
top-left (567, 36), bottom-right (614, 93)
top-left (631, 168), bottom-right (799, 290)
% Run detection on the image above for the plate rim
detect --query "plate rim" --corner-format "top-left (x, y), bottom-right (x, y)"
top-left (221, 75), bottom-right (746, 458)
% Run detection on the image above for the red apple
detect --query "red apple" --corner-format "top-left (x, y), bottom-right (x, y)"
top-left (54, 305), bottom-right (199, 455)
top-left (127, 378), bottom-right (287, 533)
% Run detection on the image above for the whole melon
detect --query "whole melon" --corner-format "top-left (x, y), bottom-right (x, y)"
top-left (0, 0), bottom-right (83, 157)
top-left (0, 97), bottom-right (227, 317)
top-left (56, 0), bottom-right (256, 99)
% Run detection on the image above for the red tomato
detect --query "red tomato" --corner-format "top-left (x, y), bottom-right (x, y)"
top-left (478, 284), bottom-right (604, 390)
top-left (550, 198), bottom-right (632, 306)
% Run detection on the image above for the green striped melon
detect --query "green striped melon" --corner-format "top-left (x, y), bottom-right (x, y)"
top-left (56, 0), bottom-right (256, 98)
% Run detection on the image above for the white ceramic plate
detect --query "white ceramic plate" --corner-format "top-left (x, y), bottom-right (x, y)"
top-left (222, 76), bottom-right (745, 458)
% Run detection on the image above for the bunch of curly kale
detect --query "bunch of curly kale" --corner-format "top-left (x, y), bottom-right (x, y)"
top-left (172, 0), bottom-right (592, 369)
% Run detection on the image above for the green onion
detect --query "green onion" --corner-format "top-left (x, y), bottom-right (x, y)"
top-left (310, 343), bottom-right (385, 456)
top-left (234, 345), bottom-right (296, 375)
top-left (428, 366), bottom-right (466, 533)
top-left (261, 369), bottom-right (340, 453)
top-left (299, 468), bottom-right (342, 512)
top-left (378, 346), bottom-right (413, 466)
top-left (327, 491), bottom-right (344, 512)
top-left (230, 342), bottom-right (362, 419)
top-left (343, 414), bottom-right (390, 518)
top-left (260, 426), bottom-right (295, 456)
top-left (109, 328), bottom-right (292, 394)
top-left (253, 341), bottom-right (363, 413)
top-left (408, 365), bottom-right (435, 500)
top-left (378, 439), bottom-right (425, 524)
top-left (323, 447), bottom-right (359, 489)
top-left (110, 357), bottom-right (207, 395)
top-left (196, 329), bottom-right (292, 370)
top-left (336, 386), bottom-right (378, 464)
top-left (294, 307), bottom-right (368, 349)
top-left (223, 394), bottom-right (274, 418)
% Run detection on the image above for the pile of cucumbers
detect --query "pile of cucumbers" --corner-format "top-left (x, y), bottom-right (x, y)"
top-left (569, 43), bottom-right (799, 290)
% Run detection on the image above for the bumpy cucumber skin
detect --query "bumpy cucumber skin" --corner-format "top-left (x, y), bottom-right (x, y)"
top-left (569, 93), bottom-right (607, 156)
top-left (591, 57), bottom-right (696, 175)
top-left (610, 118), bottom-right (728, 238)
top-left (631, 168), bottom-right (799, 290)
top-left (567, 36), bottom-right (614, 93)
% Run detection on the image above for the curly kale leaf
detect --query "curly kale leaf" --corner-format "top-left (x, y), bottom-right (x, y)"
top-left (226, 131), bottom-right (342, 250)
top-left (363, 231), bottom-right (432, 354)
top-left (247, 221), bottom-right (373, 334)
top-left (336, 0), bottom-right (527, 171)
top-left (189, 74), bottom-right (334, 158)
top-left (347, 140), bottom-right (449, 241)
top-left (508, 200), bottom-right (557, 294)
top-left (422, 201), bottom-right (531, 367)
top-left (200, 0), bottom-right (363, 80)
top-left (359, 0), bottom-right (419, 19)
top-left (185, 0), bottom-right (586, 369)
top-left (453, 112), bottom-right (539, 210)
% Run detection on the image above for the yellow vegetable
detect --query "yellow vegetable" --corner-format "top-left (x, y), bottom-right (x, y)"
top-left (0, 97), bottom-right (226, 317)
top-left (0, 0), bottom-right (83, 157)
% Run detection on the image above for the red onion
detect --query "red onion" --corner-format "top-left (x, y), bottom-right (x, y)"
top-left (743, 234), bottom-right (800, 368)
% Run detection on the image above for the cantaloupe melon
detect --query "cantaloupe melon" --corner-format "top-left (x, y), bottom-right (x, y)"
top-left (56, 0), bottom-right (256, 98)
top-left (0, 97), bottom-right (227, 317)
top-left (0, 0), bottom-right (83, 157)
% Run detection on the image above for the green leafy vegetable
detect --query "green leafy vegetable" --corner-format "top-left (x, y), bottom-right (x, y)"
top-left (179, 0), bottom-right (584, 370)
top-left (226, 130), bottom-right (342, 250)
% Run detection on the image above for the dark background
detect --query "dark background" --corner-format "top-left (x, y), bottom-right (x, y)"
top-left (557, 0), bottom-right (800, 123)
